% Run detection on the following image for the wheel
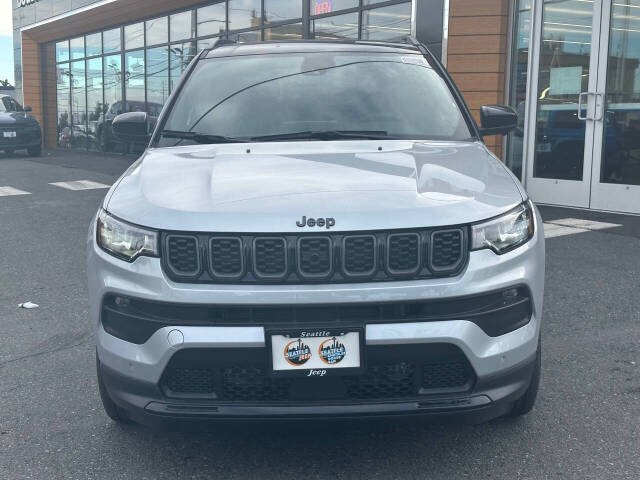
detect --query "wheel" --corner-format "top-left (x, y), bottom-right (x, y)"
top-left (510, 338), bottom-right (541, 417)
top-left (96, 352), bottom-right (133, 424)
top-left (27, 145), bottom-right (41, 157)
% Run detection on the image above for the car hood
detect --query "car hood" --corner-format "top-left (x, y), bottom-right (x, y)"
top-left (106, 140), bottom-right (525, 232)
top-left (0, 112), bottom-right (38, 126)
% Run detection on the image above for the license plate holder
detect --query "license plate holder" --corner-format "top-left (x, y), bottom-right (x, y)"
top-left (266, 326), bottom-right (365, 377)
top-left (3, 131), bottom-right (17, 138)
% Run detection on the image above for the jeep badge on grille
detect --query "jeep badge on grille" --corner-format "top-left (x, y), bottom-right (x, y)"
top-left (296, 216), bottom-right (335, 229)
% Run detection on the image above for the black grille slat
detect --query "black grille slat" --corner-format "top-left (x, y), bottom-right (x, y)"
top-left (210, 237), bottom-right (243, 278)
top-left (387, 233), bottom-right (420, 273)
top-left (254, 237), bottom-right (287, 278)
top-left (166, 235), bottom-right (199, 275)
top-left (431, 229), bottom-right (464, 271)
top-left (298, 237), bottom-right (332, 277)
top-left (161, 228), bottom-right (466, 284)
top-left (344, 235), bottom-right (376, 276)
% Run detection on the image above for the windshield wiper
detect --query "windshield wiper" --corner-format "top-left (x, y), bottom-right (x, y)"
top-left (160, 130), bottom-right (245, 144)
top-left (249, 130), bottom-right (390, 142)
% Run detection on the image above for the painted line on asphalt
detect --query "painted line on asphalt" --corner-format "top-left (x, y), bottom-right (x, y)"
top-left (0, 186), bottom-right (31, 197)
top-left (543, 218), bottom-right (622, 239)
top-left (49, 180), bottom-right (111, 191)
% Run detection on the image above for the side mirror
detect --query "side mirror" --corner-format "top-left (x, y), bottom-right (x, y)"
top-left (112, 112), bottom-right (149, 143)
top-left (479, 105), bottom-right (518, 136)
top-left (24, 106), bottom-right (32, 113)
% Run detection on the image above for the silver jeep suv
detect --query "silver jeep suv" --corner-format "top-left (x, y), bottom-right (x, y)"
top-left (87, 40), bottom-right (544, 426)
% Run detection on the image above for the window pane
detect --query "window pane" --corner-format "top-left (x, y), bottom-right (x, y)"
top-left (103, 28), bottom-right (121, 53)
top-left (146, 16), bottom-right (168, 46)
top-left (264, 23), bottom-right (303, 41)
top-left (198, 3), bottom-right (226, 37)
top-left (56, 41), bottom-right (69, 63)
top-left (56, 63), bottom-right (70, 148)
top-left (125, 50), bottom-right (146, 110)
top-left (70, 60), bottom-right (87, 149)
top-left (86, 57), bottom-right (103, 151)
top-left (170, 10), bottom-right (196, 42)
top-left (228, 30), bottom-right (261, 42)
top-left (146, 46), bottom-right (169, 116)
top-left (228, 0), bottom-right (262, 30)
top-left (169, 42), bottom-right (196, 92)
top-left (103, 54), bottom-right (123, 152)
top-left (70, 36), bottom-right (84, 60)
top-left (312, 12), bottom-right (359, 39)
top-left (265, 0), bottom-right (302, 23)
top-left (198, 37), bottom-right (221, 52)
top-left (310, 0), bottom-right (358, 15)
top-left (361, 3), bottom-right (412, 41)
top-left (505, 0), bottom-right (532, 181)
top-left (125, 22), bottom-right (144, 50)
top-left (85, 33), bottom-right (101, 57)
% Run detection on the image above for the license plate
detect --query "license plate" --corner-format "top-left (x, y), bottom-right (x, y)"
top-left (268, 328), bottom-right (364, 377)
top-left (3, 131), bottom-right (16, 138)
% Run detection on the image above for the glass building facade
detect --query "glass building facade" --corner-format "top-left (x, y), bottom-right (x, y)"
top-left (51, 0), bottom-right (413, 153)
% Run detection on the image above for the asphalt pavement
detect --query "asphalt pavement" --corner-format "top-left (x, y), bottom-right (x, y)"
top-left (0, 149), bottom-right (639, 479)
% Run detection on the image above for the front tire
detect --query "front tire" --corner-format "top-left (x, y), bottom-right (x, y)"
top-left (510, 338), bottom-right (541, 417)
top-left (27, 145), bottom-right (41, 157)
top-left (96, 352), bottom-right (133, 424)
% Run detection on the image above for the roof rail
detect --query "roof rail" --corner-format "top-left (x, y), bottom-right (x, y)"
top-left (207, 38), bottom-right (238, 51)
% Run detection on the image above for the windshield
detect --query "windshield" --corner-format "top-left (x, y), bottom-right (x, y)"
top-left (0, 96), bottom-right (23, 113)
top-left (158, 52), bottom-right (472, 146)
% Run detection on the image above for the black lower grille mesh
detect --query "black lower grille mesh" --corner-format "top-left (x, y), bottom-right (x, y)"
top-left (160, 345), bottom-right (475, 402)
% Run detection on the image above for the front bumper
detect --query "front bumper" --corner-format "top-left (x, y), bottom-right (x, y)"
top-left (88, 208), bottom-right (545, 422)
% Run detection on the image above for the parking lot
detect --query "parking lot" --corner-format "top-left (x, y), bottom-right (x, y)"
top-left (0, 149), bottom-right (639, 479)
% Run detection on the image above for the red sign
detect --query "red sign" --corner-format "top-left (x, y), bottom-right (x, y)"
top-left (314, 1), bottom-right (333, 15)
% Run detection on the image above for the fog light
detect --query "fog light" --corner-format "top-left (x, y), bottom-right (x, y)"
top-left (502, 288), bottom-right (519, 301)
top-left (114, 296), bottom-right (130, 308)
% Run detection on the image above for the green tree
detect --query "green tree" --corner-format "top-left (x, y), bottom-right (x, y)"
top-left (0, 79), bottom-right (13, 87)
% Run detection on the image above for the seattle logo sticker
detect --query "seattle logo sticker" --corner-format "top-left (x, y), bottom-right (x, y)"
top-left (284, 338), bottom-right (312, 366)
top-left (318, 337), bottom-right (347, 365)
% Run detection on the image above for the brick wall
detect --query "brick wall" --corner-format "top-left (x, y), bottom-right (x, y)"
top-left (447, 0), bottom-right (510, 158)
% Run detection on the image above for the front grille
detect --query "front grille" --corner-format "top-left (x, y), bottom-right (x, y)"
top-left (166, 235), bottom-right (199, 275)
top-left (161, 227), bottom-right (467, 284)
top-left (254, 238), bottom-right (287, 278)
top-left (159, 345), bottom-right (475, 402)
top-left (210, 237), bottom-right (243, 278)
top-left (431, 230), bottom-right (464, 270)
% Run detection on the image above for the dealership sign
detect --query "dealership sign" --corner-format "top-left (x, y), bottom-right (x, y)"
top-left (313, 0), bottom-right (332, 15)
top-left (17, 0), bottom-right (39, 7)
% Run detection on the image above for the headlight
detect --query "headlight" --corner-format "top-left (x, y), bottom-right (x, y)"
top-left (97, 209), bottom-right (158, 261)
top-left (471, 201), bottom-right (535, 254)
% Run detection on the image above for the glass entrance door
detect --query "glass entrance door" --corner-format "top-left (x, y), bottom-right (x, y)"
top-left (590, 0), bottom-right (640, 214)
top-left (524, 0), bottom-right (640, 214)
top-left (524, 0), bottom-right (604, 208)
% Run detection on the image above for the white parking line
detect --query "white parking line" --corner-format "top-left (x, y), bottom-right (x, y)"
top-left (543, 218), bottom-right (622, 239)
top-left (0, 186), bottom-right (31, 197)
top-left (49, 180), bottom-right (111, 191)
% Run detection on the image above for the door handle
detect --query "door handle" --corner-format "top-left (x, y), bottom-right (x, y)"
top-left (578, 92), bottom-right (590, 120)
top-left (577, 92), bottom-right (604, 121)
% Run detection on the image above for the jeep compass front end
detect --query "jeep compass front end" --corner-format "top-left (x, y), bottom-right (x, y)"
top-left (88, 40), bottom-right (544, 426)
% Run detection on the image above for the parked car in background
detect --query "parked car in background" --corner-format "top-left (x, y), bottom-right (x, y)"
top-left (0, 95), bottom-right (42, 156)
